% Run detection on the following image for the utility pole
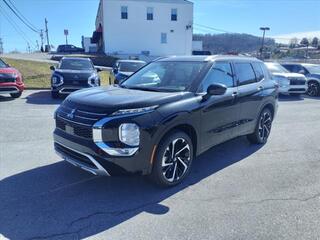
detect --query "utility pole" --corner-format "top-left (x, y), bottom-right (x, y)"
top-left (259, 27), bottom-right (270, 60)
top-left (45, 18), bottom-right (50, 52)
top-left (27, 42), bottom-right (31, 53)
top-left (40, 29), bottom-right (44, 51)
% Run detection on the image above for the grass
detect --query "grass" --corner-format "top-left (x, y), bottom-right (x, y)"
top-left (2, 58), bottom-right (113, 89)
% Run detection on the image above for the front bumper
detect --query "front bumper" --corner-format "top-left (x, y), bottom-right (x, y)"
top-left (51, 85), bottom-right (89, 95)
top-left (0, 82), bottom-right (24, 94)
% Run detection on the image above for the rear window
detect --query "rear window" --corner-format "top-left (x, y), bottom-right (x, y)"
top-left (234, 63), bottom-right (256, 86)
top-left (59, 59), bottom-right (93, 70)
top-left (252, 63), bottom-right (265, 81)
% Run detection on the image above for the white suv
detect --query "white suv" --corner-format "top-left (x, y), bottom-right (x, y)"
top-left (265, 62), bottom-right (307, 96)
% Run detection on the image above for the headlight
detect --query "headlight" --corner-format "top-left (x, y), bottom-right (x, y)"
top-left (88, 73), bottom-right (100, 87)
top-left (52, 74), bottom-right (64, 86)
top-left (111, 105), bottom-right (158, 116)
top-left (119, 123), bottom-right (140, 146)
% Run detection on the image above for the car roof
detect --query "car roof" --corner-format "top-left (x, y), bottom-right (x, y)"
top-left (157, 55), bottom-right (262, 63)
top-left (117, 60), bottom-right (146, 63)
top-left (61, 57), bottom-right (91, 61)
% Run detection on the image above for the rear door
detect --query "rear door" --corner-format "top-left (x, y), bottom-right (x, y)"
top-left (233, 61), bottom-right (264, 136)
top-left (199, 61), bottom-right (240, 150)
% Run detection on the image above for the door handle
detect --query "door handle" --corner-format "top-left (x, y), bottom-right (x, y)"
top-left (232, 92), bottom-right (238, 97)
top-left (257, 86), bottom-right (263, 91)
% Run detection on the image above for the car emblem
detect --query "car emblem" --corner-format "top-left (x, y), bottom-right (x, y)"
top-left (67, 109), bottom-right (76, 119)
top-left (74, 75), bottom-right (79, 79)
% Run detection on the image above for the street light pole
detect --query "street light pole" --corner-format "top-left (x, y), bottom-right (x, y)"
top-left (259, 27), bottom-right (270, 60)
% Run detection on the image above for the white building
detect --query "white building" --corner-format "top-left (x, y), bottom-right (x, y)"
top-left (92, 0), bottom-right (193, 58)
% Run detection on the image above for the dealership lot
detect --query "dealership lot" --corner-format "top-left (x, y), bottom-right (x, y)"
top-left (0, 90), bottom-right (319, 240)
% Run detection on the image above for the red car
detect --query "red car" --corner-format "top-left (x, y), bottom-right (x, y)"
top-left (0, 58), bottom-right (24, 98)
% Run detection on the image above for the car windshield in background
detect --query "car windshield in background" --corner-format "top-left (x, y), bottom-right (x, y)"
top-left (119, 62), bottom-right (146, 72)
top-left (121, 61), bottom-right (206, 92)
top-left (266, 63), bottom-right (289, 74)
top-left (59, 59), bottom-right (93, 70)
top-left (304, 65), bottom-right (320, 74)
top-left (0, 59), bottom-right (7, 68)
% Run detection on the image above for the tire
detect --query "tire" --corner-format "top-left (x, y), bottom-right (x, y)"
top-left (10, 91), bottom-right (22, 98)
top-left (307, 81), bottom-right (320, 97)
top-left (150, 131), bottom-right (194, 187)
top-left (247, 108), bottom-right (273, 144)
top-left (51, 91), bottom-right (59, 99)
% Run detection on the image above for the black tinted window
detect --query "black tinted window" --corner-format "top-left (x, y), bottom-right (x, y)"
top-left (234, 63), bottom-right (256, 86)
top-left (252, 63), bottom-right (265, 81)
top-left (199, 62), bottom-right (234, 92)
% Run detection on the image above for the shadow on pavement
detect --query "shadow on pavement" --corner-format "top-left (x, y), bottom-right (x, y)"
top-left (0, 137), bottom-right (263, 240)
top-left (25, 91), bottom-right (64, 105)
top-left (278, 94), bottom-right (304, 102)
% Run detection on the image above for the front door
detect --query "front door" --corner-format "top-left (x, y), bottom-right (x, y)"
top-left (199, 61), bottom-right (240, 151)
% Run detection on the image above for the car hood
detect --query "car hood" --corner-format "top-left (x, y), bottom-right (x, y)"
top-left (64, 85), bottom-right (188, 114)
top-left (0, 67), bottom-right (19, 74)
top-left (273, 72), bottom-right (305, 79)
top-left (54, 69), bottom-right (95, 80)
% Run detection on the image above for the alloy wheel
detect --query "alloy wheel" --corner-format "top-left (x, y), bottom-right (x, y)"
top-left (161, 138), bottom-right (191, 183)
top-left (258, 111), bottom-right (272, 142)
top-left (307, 82), bottom-right (319, 97)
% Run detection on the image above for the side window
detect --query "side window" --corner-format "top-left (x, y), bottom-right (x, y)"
top-left (234, 63), bottom-right (256, 86)
top-left (199, 62), bottom-right (234, 92)
top-left (121, 6), bottom-right (128, 19)
top-left (291, 65), bottom-right (302, 73)
top-left (283, 65), bottom-right (293, 72)
top-left (252, 63), bottom-right (265, 81)
top-left (161, 33), bottom-right (167, 44)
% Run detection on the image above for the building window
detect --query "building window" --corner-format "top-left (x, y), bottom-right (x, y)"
top-left (147, 7), bottom-right (153, 20)
top-left (171, 8), bottom-right (177, 21)
top-left (161, 33), bottom-right (167, 44)
top-left (121, 6), bottom-right (128, 19)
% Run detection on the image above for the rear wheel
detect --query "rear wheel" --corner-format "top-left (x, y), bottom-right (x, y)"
top-left (247, 108), bottom-right (273, 144)
top-left (307, 81), bottom-right (320, 97)
top-left (51, 91), bottom-right (59, 99)
top-left (151, 131), bottom-right (194, 187)
top-left (10, 92), bottom-right (22, 98)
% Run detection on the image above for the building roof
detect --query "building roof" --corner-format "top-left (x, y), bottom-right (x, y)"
top-left (107, 0), bottom-right (193, 4)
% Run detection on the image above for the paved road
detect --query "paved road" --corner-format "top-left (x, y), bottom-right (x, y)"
top-left (0, 91), bottom-right (319, 240)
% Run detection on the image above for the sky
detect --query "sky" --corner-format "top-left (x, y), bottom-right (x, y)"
top-left (0, 0), bottom-right (319, 52)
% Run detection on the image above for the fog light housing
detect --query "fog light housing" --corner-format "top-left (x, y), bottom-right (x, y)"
top-left (119, 123), bottom-right (140, 146)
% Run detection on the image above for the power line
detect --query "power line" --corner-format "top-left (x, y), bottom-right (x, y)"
top-left (2, 0), bottom-right (40, 33)
top-left (7, 0), bottom-right (40, 32)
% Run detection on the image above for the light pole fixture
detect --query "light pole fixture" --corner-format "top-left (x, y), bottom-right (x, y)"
top-left (259, 27), bottom-right (270, 59)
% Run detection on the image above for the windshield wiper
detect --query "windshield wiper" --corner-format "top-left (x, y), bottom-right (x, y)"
top-left (124, 86), bottom-right (163, 92)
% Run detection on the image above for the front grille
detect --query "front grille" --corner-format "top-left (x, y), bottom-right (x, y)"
top-left (56, 117), bottom-right (93, 139)
top-left (0, 73), bottom-right (16, 83)
top-left (0, 87), bottom-right (18, 92)
top-left (289, 88), bottom-right (306, 92)
top-left (55, 143), bottom-right (96, 168)
top-left (289, 78), bottom-right (306, 85)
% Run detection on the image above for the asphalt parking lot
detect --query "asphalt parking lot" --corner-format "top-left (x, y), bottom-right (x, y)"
top-left (0, 90), bottom-right (319, 240)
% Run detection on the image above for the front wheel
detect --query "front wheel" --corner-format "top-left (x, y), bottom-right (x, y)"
top-left (307, 82), bottom-right (320, 97)
top-left (247, 108), bottom-right (273, 144)
top-left (10, 92), bottom-right (22, 98)
top-left (150, 131), bottom-right (194, 187)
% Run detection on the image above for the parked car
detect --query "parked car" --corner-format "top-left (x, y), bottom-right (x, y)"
top-left (265, 62), bottom-right (307, 96)
top-left (50, 57), bottom-right (101, 98)
top-left (0, 58), bottom-right (24, 98)
top-left (112, 60), bottom-right (146, 84)
top-left (53, 56), bottom-right (278, 187)
top-left (56, 44), bottom-right (84, 54)
top-left (281, 63), bottom-right (320, 96)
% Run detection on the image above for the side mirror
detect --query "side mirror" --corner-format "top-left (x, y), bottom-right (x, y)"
top-left (113, 68), bottom-right (118, 74)
top-left (95, 67), bottom-right (102, 72)
top-left (298, 70), bottom-right (305, 75)
top-left (50, 66), bottom-right (55, 71)
top-left (203, 84), bottom-right (227, 100)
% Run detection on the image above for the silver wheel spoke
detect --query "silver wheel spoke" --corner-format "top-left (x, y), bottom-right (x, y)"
top-left (175, 144), bottom-right (190, 157)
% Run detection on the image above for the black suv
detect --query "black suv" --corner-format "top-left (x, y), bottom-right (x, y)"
top-left (56, 44), bottom-right (84, 54)
top-left (54, 56), bottom-right (278, 186)
top-left (50, 57), bottom-right (101, 98)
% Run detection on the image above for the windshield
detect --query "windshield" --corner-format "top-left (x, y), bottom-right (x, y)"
top-left (304, 64), bottom-right (320, 74)
top-left (118, 62), bottom-right (146, 72)
top-left (59, 59), bottom-right (93, 70)
top-left (0, 59), bottom-right (7, 68)
top-left (121, 61), bottom-right (207, 92)
top-left (265, 62), bottom-right (289, 74)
